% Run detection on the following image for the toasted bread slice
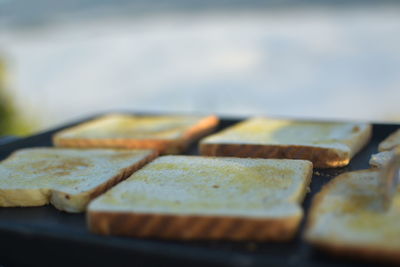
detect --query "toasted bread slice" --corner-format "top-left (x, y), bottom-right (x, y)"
top-left (200, 117), bottom-right (372, 168)
top-left (0, 148), bottom-right (157, 212)
top-left (305, 170), bottom-right (400, 264)
top-left (53, 114), bottom-right (219, 154)
top-left (370, 128), bottom-right (400, 168)
top-left (369, 150), bottom-right (395, 168)
top-left (87, 156), bottom-right (313, 241)
top-left (378, 128), bottom-right (400, 152)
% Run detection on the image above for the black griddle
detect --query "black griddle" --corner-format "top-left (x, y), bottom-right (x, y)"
top-left (0, 115), bottom-right (398, 267)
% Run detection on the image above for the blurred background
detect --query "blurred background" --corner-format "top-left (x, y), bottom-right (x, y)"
top-left (1, 0), bottom-right (400, 136)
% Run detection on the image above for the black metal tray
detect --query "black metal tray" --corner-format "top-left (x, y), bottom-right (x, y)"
top-left (0, 115), bottom-right (398, 267)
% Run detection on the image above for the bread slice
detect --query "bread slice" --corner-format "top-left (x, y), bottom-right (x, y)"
top-left (304, 169), bottom-right (400, 264)
top-left (53, 114), bottom-right (219, 154)
top-left (369, 129), bottom-right (400, 168)
top-left (378, 128), bottom-right (400, 152)
top-left (0, 148), bottom-right (157, 212)
top-left (87, 156), bottom-right (313, 241)
top-left (369, 150), bottom-right (395, 168)
top-left (200, 117), bottom-right (372, 168)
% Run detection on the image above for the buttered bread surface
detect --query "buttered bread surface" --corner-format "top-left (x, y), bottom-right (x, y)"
top-left (90, 156), bottom-right (310, 214)
top-left (0, 148), bottom-right (156, 212)
top-left (202, 118), bottom-right (363, 145)
top-left (305, 170), bottom-right (400, 263)
top-left (53, 114), bottom-right (219, 154)
top-left (200, 117), bottom-right (372, 168)
top-left (88, 156), bottom-right (313, 240)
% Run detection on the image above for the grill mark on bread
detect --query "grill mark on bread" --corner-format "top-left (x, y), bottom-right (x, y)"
top-left (163, 216), bottom-right (190, 238)
top-left (152, 215), bottom-right (174, 238)
top-left (107, 213), bottom-right (128, 234)
top-left (181, 217), bottom-right (209, 239)
top-left (179, 217), bottom-right (198, 239)
top-left (130, 215), bottom-right (153, 237)
top-left (223, 218), bottom-right (244, 238)
top-left (139, 215), bottom-right (165, 236)
top-left (197, 217), bottom-right (219, 238)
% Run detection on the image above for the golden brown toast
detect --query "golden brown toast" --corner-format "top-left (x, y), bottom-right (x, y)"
top-left (88, 155), bottom-right (313, 241)
top-left (53, 114), bottom-right (219, 154)
top-left (200, 117), bottom-right (372, 168)
top-left (0, 148), bottom-right (157, 212)
top-left (305, 169), bottom-right (400, 264)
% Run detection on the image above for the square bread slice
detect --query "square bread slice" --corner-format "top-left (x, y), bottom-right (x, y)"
top-left (200, 117), bottom-right (372, 168)
top-left (0, 148), bottom-right (157, 212)
top-left (53, 114), bottom-right (219, 154)
top-left (378, 128), bottom-right (400, 152)
top-left (87, 156), bottom-right (313, 241)
top-left (304, 170), bottom-right (400, 264)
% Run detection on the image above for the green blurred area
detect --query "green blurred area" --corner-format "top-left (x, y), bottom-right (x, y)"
top-left (0, 58), bottom-right (34, 136)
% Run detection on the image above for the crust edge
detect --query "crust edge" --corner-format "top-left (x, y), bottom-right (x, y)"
top-left (53, 115), bottom-right (219, 154)
top-left (87, 210), bottom-right (302, 241)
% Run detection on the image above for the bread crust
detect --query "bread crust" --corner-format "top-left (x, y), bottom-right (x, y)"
top-left (200, 122), bottom-right (372, 169)
top-left (304, 169), bottom-right (400, 264)
top-left (200, 143), bottom-right (348, 168)
top-left (87, 211), bottom-right (301, 241)
top-left (53, 115), bottom-right (219, 154)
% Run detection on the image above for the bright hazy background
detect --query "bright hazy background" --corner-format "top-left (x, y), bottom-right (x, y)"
top-left (1, 1), bottom-right (400, 135)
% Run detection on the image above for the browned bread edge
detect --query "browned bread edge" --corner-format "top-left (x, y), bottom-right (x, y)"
top-left (87, 211), bottom-right (301, 241)
top-left (200, 143), bottom-right (348, 168)
top-left (53, 115), bottom-right (219, 154)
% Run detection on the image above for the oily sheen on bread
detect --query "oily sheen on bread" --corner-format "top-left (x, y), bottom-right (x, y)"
top-left (305, 169), bottom-right (400, 264)
top-left (0, 148), bottom-right (157, 212)
top-left (200, 117), bottom-right (372, 168)
top-left (53, 114), bottom-right (219, 154)
top-left (87, 155), bottom-right (313, 241)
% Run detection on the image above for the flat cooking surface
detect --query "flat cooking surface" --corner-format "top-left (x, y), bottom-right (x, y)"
top-left (0, 115), bottom-right (398, 267)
